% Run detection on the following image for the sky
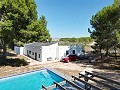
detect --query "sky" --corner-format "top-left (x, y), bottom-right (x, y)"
top-left (35, 0), bottom-right (114, 38)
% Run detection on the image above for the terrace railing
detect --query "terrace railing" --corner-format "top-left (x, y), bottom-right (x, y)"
top-left (72, 75), bottom-right (102, 90)
top-left (79, 72), bottom-right (120, 90)
top-left (54, 82), bottom-right (67, 90)
top-left (85, 71), bottom-right (120, 86)
top-left (42, 71), bottom-right (120, 90)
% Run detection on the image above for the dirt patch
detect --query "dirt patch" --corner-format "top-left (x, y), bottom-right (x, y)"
top-left (54, 68), bottom-right (80, 76)
top-left (0, 65), bottom-right (43, 77)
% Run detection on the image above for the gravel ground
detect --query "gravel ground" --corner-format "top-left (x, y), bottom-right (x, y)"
top-left (0, 51), bottom-right (120, 89)
top-left (0, 59), bottom-right (120, 89)
top-left (0, 54), bottom-right (120, 83)
top-left (43, 61), bottom-right (120, 81)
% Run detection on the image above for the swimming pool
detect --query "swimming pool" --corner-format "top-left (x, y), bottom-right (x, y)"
top-left (0, 69), bottom-right (64, 90)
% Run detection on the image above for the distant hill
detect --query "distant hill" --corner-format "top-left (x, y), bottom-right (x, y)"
top-left (52, 38), bottom-right (60, 41)
top-left (59, 37), bottom-right (94, 46)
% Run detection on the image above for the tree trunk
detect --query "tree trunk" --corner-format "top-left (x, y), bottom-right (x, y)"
top-left (100, 46), bottom-right (102, 59)
top-left (3, 42), bottom-right (7, 65)
top-left (114, 47), bottom-right (117, 60)
top-left (10, 41), bottom-right (14, 50)
top-left (106, 46), bottom-right (109, 57)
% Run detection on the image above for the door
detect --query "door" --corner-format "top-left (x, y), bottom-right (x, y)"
top-left (66, 50), bottom-right (69, 55)
top-left (27, 50), bottom-right (29, 56)
top-left (35, 52), bottom-right (37, 60)
top-left (73, 50), bottom-right (75, 54)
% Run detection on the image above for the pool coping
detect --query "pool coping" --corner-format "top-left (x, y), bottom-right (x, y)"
top-left (0, 68), bottom-right (47, 79)
top-left (0, 67), bottom-right (71, 81)
top-left (47, 67), bottom-right (71, 80)
top-left (44, 67), bottom-right (72, 89)
top-left (0, 67), bottom-right (71, 89)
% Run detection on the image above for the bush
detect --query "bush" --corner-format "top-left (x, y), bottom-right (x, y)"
top-left (0, 58), bottom-right (28, 67)
top-left (9, 58), bottom-right (28, 67)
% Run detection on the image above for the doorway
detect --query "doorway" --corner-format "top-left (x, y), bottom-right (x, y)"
top-left (66, 51), bottom-right (69, 55)
top-left (27, 50), bottom-right (29, 56)
top-left (35, 52), bottom-right (37, 60)
top-left (73, 50), bottom-right (75, 54)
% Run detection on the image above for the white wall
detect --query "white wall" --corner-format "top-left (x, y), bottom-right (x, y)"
top-left (23, 42), bottom-right (83, 62)
top-left (69, 45), bottom-right (83, 56)
top-left (42, 43), bottom-right (58, 62)
top-left (58, 45), bottom-right (83, 60)
top-left (24, 44), bottom-right (42, 61)
top-left (14, 46), bottom-right (24, 55)
top-left (58, 46), bottom-right (69, 60)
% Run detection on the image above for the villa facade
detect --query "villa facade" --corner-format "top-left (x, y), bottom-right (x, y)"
top-left (14, 42), bottom-right (84, 62)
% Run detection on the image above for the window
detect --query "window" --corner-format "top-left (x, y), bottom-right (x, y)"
top-left (39, 54), bottom-right (40, 58)
top-left (32, 52), bottom-right (34, 55)
top-left (29, 51), bottom-right (31, 54)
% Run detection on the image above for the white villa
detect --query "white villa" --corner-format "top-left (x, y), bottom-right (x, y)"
top-left (14, 42), bottom-right (84, 62)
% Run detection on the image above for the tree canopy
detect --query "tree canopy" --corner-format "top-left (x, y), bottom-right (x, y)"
top-left (89, 0), bottom-right (120, 57)
top-left (20, 15), bottom-right (51, 43)
top-left (0, 0), bottom-right (51, 64)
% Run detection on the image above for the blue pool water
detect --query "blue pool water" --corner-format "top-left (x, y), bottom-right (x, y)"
top-left (0, 69), bottom-right (64, 90)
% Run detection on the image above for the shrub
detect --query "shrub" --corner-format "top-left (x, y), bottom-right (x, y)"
top-left (5, 58), bottom-right (28, 67)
